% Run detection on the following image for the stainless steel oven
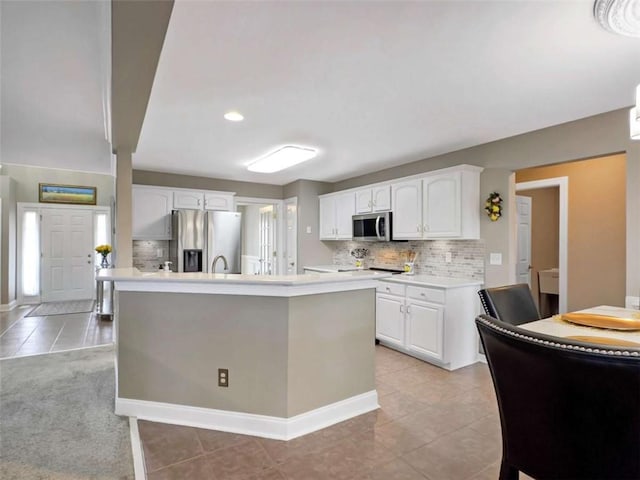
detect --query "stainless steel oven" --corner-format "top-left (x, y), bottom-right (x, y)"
top-left (352, 212), bottom-right (392, 241)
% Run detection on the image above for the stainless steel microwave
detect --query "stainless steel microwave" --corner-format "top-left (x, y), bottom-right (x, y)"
top-left (352, 212), bottom-right (392, 241)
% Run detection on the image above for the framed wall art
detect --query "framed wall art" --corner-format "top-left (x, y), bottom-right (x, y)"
top-left (39, 184), bottom-right (97, 205)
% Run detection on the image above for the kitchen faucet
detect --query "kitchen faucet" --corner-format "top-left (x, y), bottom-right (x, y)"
top-left (211, 255), bottom-right (229, 273)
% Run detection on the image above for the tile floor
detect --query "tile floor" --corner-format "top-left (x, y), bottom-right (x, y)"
top-left (0, 303), bottom-right (114, 359)
top-left (138, 347), bottom-right (534, 480)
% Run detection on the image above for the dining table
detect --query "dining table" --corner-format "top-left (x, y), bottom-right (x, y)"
top-left (520, 305), bottom-right (640, 346)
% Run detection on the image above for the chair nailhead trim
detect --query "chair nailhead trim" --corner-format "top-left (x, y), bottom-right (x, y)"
top-left (478, 317), bottom-right (640, 357)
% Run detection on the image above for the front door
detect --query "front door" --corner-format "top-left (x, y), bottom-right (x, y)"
top-left (41, 209), bottom-right (94, 301)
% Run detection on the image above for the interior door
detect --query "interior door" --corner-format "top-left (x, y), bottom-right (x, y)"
top-left (41, 209), bottom-right (94, 301)
top-left (516, 195), bottom-right (533, 285)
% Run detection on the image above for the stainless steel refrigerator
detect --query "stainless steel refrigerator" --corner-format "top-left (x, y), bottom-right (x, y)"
top-left (169, 210), bottom-right (242, 273)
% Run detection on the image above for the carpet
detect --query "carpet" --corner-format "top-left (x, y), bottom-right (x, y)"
top-left (0, 345), bottom-right (134, 480)
top-left (26, 300), bottom-right (95, 317)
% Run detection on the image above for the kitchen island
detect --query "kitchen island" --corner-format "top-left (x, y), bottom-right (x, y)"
top-left (97, 268), bottom-right (390, 440)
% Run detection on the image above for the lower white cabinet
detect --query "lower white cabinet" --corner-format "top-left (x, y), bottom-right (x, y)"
top-left (376, 279), bottom-right (481, 370)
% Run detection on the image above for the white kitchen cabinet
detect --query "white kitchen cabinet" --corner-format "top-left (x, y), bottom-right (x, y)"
top-left (319, 192), bottom-right (355, 240)
top-left (173, 190), bottom-right (234, 211)
top-left (392, 166), bottom-right (481, 240)
top-left (391, 179), bottom-right (422, 239)
top-left (355, 185), bottom-right (391, 214)
top-left (375, 278), bottom-right (481, 370)
top-left (132, 186), bottom-right (173, 240)
top-left (422, 172), bottom-right (461, 238)
top-left (375, 293), bottom-right (405, 348)
top-left (406, 300), bottom-right (444, 360)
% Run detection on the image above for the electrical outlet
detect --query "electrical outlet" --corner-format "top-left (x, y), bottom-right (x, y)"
top-left (445, 251), bottom-right (452, 263)
top-left (156, 248), bottom-right (163, 258)
top-left (218, 368), bottom-right (229, 387)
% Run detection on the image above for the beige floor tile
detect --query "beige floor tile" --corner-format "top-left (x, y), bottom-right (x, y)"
top-left (138, 420), bottom-right (205, 473)
top-left (147, 455), bottom-right (217, 480)
top-left (402, 423), bottom-right (501, 480)
top-left (206, 439), bottom-right (275, 480)
top-left (139, 346), bottom-right (505, 480)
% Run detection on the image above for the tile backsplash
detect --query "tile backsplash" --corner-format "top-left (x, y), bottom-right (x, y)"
top-left (330, 240), bottom-right (485, 281)
top-left (133, 240), bottom-right (169, 272)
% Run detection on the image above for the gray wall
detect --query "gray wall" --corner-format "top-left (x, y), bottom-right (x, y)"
top-left (283, 179), bottom-right (334, 272)
top-left (133, 169), bottom-right (284, 199)
top-left (117, 289), bottom-right (376, 417)
top-left (479, 169), bottom-right (515, 288)
top-left (1, 164), bottom-right (114, 206)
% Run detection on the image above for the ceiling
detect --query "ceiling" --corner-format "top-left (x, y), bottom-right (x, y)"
top-left (3, 1), bottom-right (640, 184)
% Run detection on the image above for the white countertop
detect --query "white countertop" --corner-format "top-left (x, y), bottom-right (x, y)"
top-left (380, 274), bottom-right (483, 288)
top-left (96, 267), bottom-right (392, 297)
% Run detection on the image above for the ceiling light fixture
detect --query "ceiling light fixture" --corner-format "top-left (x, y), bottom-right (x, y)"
top-left (247, 145), bottom-right (318, 173)
top-left (594, 0), bottom-right (640, 37)
top-left (224, 111), bottom-right (244, 122)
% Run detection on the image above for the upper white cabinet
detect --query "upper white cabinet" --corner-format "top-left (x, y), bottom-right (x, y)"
top-left (391, 179), bottom-right (422, 239)
top-left (422, 172), bottom-right (461, 238)
top-left (173, 190), bottom-right (234, 211)
top-left (392, 166), bottom-right (481, 240)
top-left (132, 186), bottom-right (173, 240)
top-left (319, 192), bottom-right (355, 240)
top-left (355, 185), bottom-right (391, 214)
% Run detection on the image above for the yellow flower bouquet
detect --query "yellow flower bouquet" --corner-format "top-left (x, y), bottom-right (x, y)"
top-left (95, 244), bottom-right (112, 255)
top-left (95, 244), bottom-right (112, 268)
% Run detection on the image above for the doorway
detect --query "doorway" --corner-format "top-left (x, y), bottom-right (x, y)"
top-left (515, 177), bottom-right (568, 314)
top-left (17, 203), bottom-right (111, 305)
top-left (235, 197), bottom-right (290, 275)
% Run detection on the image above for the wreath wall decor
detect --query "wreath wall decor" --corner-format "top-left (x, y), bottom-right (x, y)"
top-left (485, 192), bottom-right (503, 222)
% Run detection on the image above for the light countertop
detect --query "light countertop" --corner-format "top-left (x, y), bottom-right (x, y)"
top-left (380, 274), bottom-right (483, 289)
top-left (96, 267), bottom-right (392, 297)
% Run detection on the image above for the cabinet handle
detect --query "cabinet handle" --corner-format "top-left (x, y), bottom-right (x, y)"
top-left (197, 199), bottom-right (201, 206)
top-left (423, 224), bottom-right (428, 232)
top-left (417, 224), bottom-right (420, 232)
top-left (406, 305), bottom-right (411, 314)
top-left (386, 286), bottom-right (391, 292)
top-left (400, 305), bottom-right (404, 313)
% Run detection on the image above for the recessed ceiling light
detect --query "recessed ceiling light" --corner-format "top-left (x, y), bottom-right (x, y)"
top-left (247, 145), bottom-right (318, 173)
top-left (224, 111), bottom-right (244, 122)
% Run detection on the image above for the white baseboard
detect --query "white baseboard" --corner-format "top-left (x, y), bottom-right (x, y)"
top-left (128, 417), bottom-right (146, 480)
top-left (116, 390), bottom-right (378, 441)
top-left (0, 300), bottom-right (17, 312)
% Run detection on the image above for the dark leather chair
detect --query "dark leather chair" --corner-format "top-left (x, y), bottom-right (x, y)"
top-left (477, 284), bottom-right (540, 325)
top-left (476, 314), bottom-right (640, 480)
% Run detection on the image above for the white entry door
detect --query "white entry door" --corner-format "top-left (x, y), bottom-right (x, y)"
top-left (41, 209), bottom-right (94, 301)
top-left (516, 196), bottom-right (532, 286)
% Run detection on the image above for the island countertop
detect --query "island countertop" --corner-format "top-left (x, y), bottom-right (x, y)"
top-left (97, 267), bottom-right (392, 297)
